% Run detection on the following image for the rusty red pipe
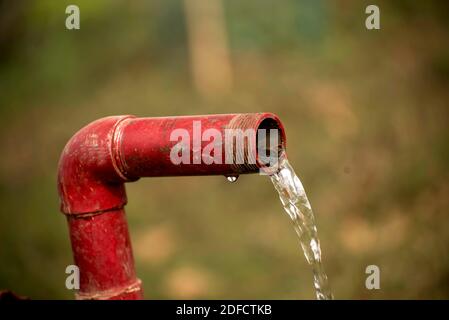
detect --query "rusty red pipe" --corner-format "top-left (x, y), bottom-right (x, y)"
top-left (57, 113), bottom-right (286, 299)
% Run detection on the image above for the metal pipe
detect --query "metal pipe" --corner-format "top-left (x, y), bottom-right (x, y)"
top-left (57, 113), bottom-right (286, 299)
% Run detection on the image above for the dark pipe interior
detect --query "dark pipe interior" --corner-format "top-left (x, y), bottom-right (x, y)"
top-left (256, 117), bottom-right (285, 169)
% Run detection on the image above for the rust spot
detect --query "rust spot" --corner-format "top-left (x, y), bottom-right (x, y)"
top-left (159, 146), bottom-right (171, 153)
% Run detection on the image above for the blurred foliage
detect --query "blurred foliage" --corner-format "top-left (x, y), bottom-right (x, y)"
top-left (0, 0), bottom-right (448, 299)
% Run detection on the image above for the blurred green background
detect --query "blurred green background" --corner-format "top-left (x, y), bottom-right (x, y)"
top-left (1, 0), bottom-right (449, 299)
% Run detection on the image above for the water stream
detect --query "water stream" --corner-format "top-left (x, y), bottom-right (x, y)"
top-left (269, 155), bottom-right (333, 300)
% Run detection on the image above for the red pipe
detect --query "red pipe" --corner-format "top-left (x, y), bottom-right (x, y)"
top-left (57, 113), bottom-right (286, 299)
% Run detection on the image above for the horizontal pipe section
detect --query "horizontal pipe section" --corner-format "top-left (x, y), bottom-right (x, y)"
top-left (117, 113), bottom-right (285, 178)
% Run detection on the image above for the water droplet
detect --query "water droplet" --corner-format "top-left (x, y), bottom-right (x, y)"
top-left (226, 175), bottom-right (239, 183)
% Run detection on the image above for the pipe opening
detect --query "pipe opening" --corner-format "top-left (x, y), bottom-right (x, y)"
top-left (256, 116), bottom-right (286, 171)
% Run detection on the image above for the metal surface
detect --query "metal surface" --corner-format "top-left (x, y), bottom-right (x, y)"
top-left (57, 113), bottom-right (286, 299)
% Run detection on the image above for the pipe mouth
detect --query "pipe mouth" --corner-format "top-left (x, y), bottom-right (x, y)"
top-left (255, 114), bottom-right (286, 173)
top-left (226, 113), bottom-right (286, 174)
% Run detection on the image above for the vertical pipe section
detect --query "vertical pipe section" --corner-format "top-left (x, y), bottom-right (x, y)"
top-left (68, 209), bottom-right (142, 300)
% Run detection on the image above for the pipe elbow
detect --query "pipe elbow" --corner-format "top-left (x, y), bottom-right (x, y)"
top-left (57, 115), bottom-right (136, 215)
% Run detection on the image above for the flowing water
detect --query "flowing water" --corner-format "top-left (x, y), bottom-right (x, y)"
top-left (269, 155), bottom-right (333, 300)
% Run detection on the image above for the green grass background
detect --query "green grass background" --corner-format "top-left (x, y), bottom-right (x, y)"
top-left (0, 0), bottom-right (448, 299)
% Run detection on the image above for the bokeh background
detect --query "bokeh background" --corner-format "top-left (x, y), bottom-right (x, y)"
top-left (1, 0), bottom-right (449, 299)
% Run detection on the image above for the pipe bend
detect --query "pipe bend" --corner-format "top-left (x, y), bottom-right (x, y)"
top-left (57, 115), bottom-right (136, 215)
top-left (57, 115), bottom-right (143, 300)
